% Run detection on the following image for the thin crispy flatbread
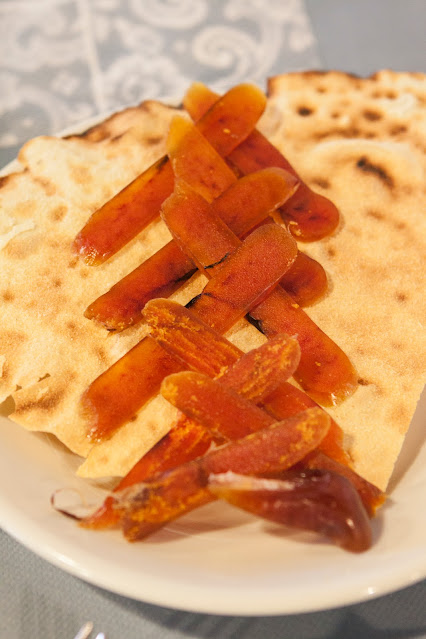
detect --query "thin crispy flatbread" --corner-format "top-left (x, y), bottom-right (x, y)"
top-left (0, 72), bottom-right (425, 490)
top-left (0, 101), bottom-right (183, 458)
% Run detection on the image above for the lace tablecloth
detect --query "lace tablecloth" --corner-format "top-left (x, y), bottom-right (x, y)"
top-left (1, 1), bottom-right (425, 638)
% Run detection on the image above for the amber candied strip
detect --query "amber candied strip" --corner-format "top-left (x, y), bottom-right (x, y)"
top-left (116, 408), bottom-right (330, 541)
top-left (74, 157), bottom-right (174, 266)
top-left (180, 223), bottom-right (298, 333)
top-left (240, 217), bottom-right (328, 307)
top-left (246, 287), bottom-right (356, 405)
top-left (209, 168), bottom-right (298, 237)
top-left (214, 333), bottom-right (301, 402)
top-left (82, 335), bottom-right (185, 442)
top-left (145, 299), bottom-right (243, 377)
top-left (230, 132), bottom-right (340, 242)
top-left (84, 166), bottom-right (300, 330)
top-left (80, 414), bottom-right (212, 531)
top-left (160, 180), bottom-right (297, 281)
top-left (85, 241), bottom-right (197, 330)
top-left (247, 288), bottom-right (357, 406)
top-left (279, 250), bottom-right (328, 307)
top-left (82, 223), bottom-right (297, 441)
top-left (208, 470), bottom-right (372, 553)
top-left (162, 181), bottom-right (357, 405)
top-left (162, 371), bottom-right (278, 441)
top-left (184, 82), bottom-right (340, 241)
top-left (190, 83), bottom-right (267, 157)
top-left (259, 381), bottom-right (348, 466)
top-left (119, 417), bottom-right (211, 491)
top-left (168, 116), bottom-right (237, 202)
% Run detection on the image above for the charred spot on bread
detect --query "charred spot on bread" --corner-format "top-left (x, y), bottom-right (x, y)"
top-left (356, 156), bottom-right (394, 189)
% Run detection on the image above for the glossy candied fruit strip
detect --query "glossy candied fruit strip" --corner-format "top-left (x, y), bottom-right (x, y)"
top-left (73, 157), bottom-right (174, 265)
top-left (161, 180), bottom-right (297, 279)
top-left (119, 462), bottom-right (211, 540)
top-left (194, 83), bottom-right (267, 157)
top-left (161, 175), bottom-right (300, 279)
top-left (161, 179), bottom-right (356, 405)
top-left (85, 240), bottom-right (197, 330)
top-left (117, 407), bottom-right (330, 541)
top-left (208, 469), bottom-right (372, 553)
top-left (261, 381), bottom-right (350, 466)
top-left (80, 416), bottom-right (212, 531)
top-left (81, 335), bottom-right (185, 442)
top-left (215, 333), bottom-right (301, 402)
top-left (183, 82), bottom-right (340, 241)
top-left (183, 81), bottom-right (219, 120)
top-left (229, 132), bottom-right (340, 241)
top-left (211, 167), bottom-right (299, 236)
top-left (240, 216), bottom-right (328, 307)
top-left (301, 450), bottom-right (385, 516)
top-left (247, 287), bottom-right (358, 405)
top-left (74, 83), bottom-right (267, 265)
top-left (82, 222), bottom-right (297, 441)
top-left (167, 116), bottom-right (237, 202)
top-left (143, 298), bottom-right (243, 378)
top-left (161, 371), bottom-right (274, 441)
top-left (181, 223), bottom-right (298, 333)
top-left (163, 179), bottom-right (240, 273)
top-left (119, 416), bottom-right (212, 491)
top-left (84, 167), bottom-right (300, 331)
top-left (278, 250), bottom-right (328, 307)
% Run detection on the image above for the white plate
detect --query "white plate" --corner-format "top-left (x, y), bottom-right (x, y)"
top-left (0, 116), bottom-right (425, 616)
top-left (0, 389), bottom-right (425, 616)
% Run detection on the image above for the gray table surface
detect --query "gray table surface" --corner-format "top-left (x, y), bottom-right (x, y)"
top-left (1, 1), bottom-right (425, 637)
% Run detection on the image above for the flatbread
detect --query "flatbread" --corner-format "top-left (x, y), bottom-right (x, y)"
top-left (263, 71), bottom-right (426, 487)
top-left (0, 101), bottom-right (183, 457)
top-left (0, 72), bottom-right (425, 490)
